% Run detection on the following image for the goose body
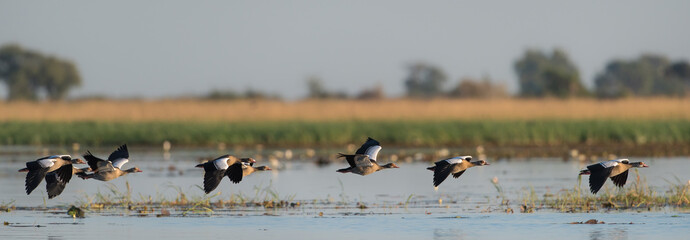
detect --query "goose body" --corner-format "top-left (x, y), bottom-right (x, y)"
top-left (19, 155), bottom-right (85, 195)
top-left (78, 144), bottom-right (142, 182)
top-left (227, 162), bottom-right (272, 184)
top-left (195, 155), bottom-right (255, 194)
top-left (336, 137), bottom-right (398, 176)
top-left (427, 156), bottom-right (489, 188)
top-left (579, 159), bottom-right (649, 194)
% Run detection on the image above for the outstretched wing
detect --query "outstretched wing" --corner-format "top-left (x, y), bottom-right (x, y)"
top-left (25, 162), bottom-right (49, 195)
top-left (108, 144), bottom-right (130, 169)
top-left (610, 170), bottom-right (629, 188)
top-left (353, 154), bottom-right (374, 168)
top-left (202, 168), bottom-right (226, 194)
top-left (587, 164), bottom-right (613, 194)
top-left (227, 163), bottom-right (244, 184)
top-left (84, 151), bottom-right (106, 171)
top-left (355, 137), bottom-right (380, 154)
top-left (433, 161), bottom-right (453, 187)
top-left (45, 164), bottom-right (74, 199)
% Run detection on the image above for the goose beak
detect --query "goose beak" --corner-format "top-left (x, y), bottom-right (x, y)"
top-left (250, 158), bottom-right (257, 163)
top-left (75, 158), bottom-right (86, 164)
top-left (641, 163), bottom-right (649, 168)
top-left (137, 169), bottom-right (143, 172)
top-left (265, 167), bottom-right (272, 171)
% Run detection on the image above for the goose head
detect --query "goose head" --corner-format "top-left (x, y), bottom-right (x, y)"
top-left (472, 160), bottom-right (490, 166)
top-left (382, 163), bottom-right (399, 169)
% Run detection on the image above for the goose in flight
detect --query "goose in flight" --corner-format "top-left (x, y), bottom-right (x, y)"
top-left (579, 159), bottom-right (648, 194)
top-left (427, 156), bottom-right (489, 188)
top-left (195, 155), bottom-right (255, 194)
top-left (336, 137), bottom-right (399, 175)
top-left (78, 144), bottom-right (142, 181)
top-left (19, 155), bottom-right (85, 195)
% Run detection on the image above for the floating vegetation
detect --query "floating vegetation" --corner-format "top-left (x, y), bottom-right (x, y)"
top-left (1, 201), bottom-right (15, 212)
top-left (67, 206), bottom-right (85, 219)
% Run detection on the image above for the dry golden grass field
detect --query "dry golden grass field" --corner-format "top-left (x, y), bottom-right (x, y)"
top-left (1, 98), bottom-right (689, 122)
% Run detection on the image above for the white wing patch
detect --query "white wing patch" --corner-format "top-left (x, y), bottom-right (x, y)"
top-left (111, 158), bottom-right (129, 169)
top-left (365, 145), bottom-right (382, 161)
top-left (38, 158), bottom-right (57, 168)
top-left (213, 157), bottom-right (230, 170)
top-left (445, 156), bottom-right (472, 165)
top-left (599, 160), bottom-right (621, 168)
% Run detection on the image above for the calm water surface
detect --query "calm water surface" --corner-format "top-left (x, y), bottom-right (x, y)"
top-left (1, 147), bottom-right (688, 239)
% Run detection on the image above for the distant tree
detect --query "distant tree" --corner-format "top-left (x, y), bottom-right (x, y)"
top-left (448, 76), bottom-right (508, 99)
top-left (595, 55), bottom-right (688, 98)
top-left (206, 88), bottom-right (281, 100)
top-left (305, 76), bottom-right (347, 99)
top-left (514, 48), bottom-right (587, 98)
top-left (404, 62), bottom-right (447, 98)
top-left (0, 44), bottom-right (82, 101)
top-left (357, 84), bottom-right (384, 100)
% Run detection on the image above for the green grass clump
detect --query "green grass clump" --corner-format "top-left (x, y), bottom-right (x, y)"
top-left (2, 120), bottom-right (690, 150)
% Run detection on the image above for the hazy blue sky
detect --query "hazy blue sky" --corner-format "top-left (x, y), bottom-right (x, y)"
top-left (1, 0), bottom-right (689, 99)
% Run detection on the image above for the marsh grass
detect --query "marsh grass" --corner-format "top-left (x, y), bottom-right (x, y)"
top-left (534, 170), bottom-right (690, 212)
top-left (76, 181), bottom-right (302, 217)
top-left (2, 121), bottom-right (690, 158)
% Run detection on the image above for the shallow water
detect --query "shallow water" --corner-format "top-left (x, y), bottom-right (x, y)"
top-left (1, 148), bottom-right (689, 239)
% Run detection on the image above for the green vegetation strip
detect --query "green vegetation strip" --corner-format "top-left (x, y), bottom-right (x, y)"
top-left (1, 120), bottom-right (689, 147)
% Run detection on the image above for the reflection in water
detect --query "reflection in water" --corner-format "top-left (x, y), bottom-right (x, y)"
top-left (589, 228), bottom-right (628, 240)
top-left (434, 228), bottom-right (464, 240)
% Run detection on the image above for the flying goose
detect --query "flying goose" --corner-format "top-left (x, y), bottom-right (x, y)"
top-left (45, 166), bottom-right (91, 199)
top-left (227, 162), bottom-right (272, 184)
top-left (18, 155), bottom-right (85, 195)
top-left (336, 137), bottom-right (399, 175)
top-left (427, 156), bottom-right (489, 188)
top-left (77, 144), bottom-right (142, 181)
top-left (195, 155), bottom-right (255, 194)
top-left (579, 159), bottom-right (648, 194)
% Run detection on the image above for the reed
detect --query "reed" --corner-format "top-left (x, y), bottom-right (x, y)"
top-left (2, 120), bottom-right (689, 152)
top-left (1, 98), bottom-right (689, 122)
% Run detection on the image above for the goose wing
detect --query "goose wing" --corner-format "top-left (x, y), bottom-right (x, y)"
top-left (202, 168), bottom-right (226, 194)
top-left (84, 151), bottom-right (107, 171)
top-left (452, 170), bottom-right (466, 179)
top-left (227, 163), bottom-right (245, 184)
top-left (610, 170), bottom-right (629, 188)
top-left (45, 164), bottom-right (74, 199)
top-left (24, 161), bottom-right (50, 195)
top-left (586, 163), bottom-right (614, 194)
top-left (108, 145), bottom-right (130, 169)
top-left (432, 160), bottom-right (453, 187)
top-left (356, 138), bottom-right (382, 161)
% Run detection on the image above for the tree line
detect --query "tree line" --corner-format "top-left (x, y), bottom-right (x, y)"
top-left (1, 44), bottom-right (688, 101)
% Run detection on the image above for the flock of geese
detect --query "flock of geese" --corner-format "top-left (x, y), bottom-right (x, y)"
top-left (18, 137), bottom-right (649, 199)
